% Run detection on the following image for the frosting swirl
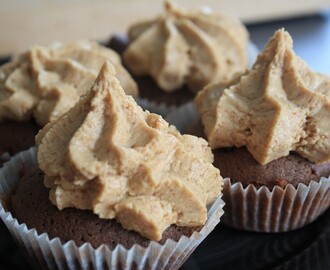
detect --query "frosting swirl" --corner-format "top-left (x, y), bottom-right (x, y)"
top-left (36, 61), bottom-right (222, 241)
top-left (124, 0), bottom-right (248, 92)
top-left (0, 40), bottom-right (138, 126)
top-left (196, 29), bottom-right (330, 165)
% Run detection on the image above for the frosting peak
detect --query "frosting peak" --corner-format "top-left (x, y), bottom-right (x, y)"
top-left (124, 0), bottom-right (248, 92)
top-left (0, 40), bottom-right (138, 126)
top-left (36, 61), bottom-right (222, 241)
top-left (196, 29), bottom-right (330, 165)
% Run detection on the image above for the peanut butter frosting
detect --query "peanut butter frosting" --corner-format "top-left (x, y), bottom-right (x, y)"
top-left (123, 0), bottom-right (248, 93)
top-left (36, 61), bottom-right (223, 241)
top-left (0, 40), bottom-right (138, 126)
top-left (196, 29), bottom-right (330, 165)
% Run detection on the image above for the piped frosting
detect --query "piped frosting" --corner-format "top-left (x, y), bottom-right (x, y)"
top-left (124, 0), bottom-right (248, 93)
top-left (196, 29), bottom-right (330, 165)
top-left (0, 40), bottom-right (138, 126)
top-left (36, 61), bottom-right (223, 240)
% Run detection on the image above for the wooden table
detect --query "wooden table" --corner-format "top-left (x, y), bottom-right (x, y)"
top-left (0, 0), bottom-right (329, 56)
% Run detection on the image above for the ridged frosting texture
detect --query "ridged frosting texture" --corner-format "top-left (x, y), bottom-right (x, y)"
top-left (123, 0), bottom-right (248, 93)
top-left (196, 29), bottom-right (330, 165)
top-left (36, 61), bottom-right (223, 241)
top-left (0, 40), bottom-right (138, 126)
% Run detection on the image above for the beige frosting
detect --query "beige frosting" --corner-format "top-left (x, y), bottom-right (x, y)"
top-left (196, 29), bottom-right (330, 165)
top-left (36, 61), bottom-right (223, 241)
top-left (123, 0), bottom-right (248, 93)
top-left (0, 40), bottom-right (138, 126)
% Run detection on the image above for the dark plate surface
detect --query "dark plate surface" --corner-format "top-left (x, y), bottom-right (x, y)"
top-left (182, 209), bottom-right (330, 270)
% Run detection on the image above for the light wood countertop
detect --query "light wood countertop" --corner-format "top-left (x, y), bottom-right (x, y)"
top-left (0, 0), bottom-right (329, 56)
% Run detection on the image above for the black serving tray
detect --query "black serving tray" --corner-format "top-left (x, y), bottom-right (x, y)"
top-left (181, 209), bottom-right (330, 270)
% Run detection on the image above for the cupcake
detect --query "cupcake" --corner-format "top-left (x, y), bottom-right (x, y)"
top-left (0, 61), bottom-right (224, 269)
top-left (0, 40), bottom-right (138, 164)
top-left (114, 0), bottom-right (249, 115)
top-left (177, 29), bottom-right (330, 232)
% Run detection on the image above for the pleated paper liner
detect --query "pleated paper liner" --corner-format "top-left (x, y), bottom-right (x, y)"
top-left (0, 148), bottom-right (224, 270)
top-left (222, 177), bottom-right (330, 232)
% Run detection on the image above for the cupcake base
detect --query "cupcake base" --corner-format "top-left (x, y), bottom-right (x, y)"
top-left (0, 148), bottom-right (224, 270)
top-left (212, 147), bottom-right (330, 232)
top-left (222, 177), bottom-right (330, 232)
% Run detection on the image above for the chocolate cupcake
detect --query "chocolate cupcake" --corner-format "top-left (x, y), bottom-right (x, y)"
top-left (169, 29), bottom-right (330, 232)
top-left (119, 0), bottom-right (250, 115)
top-left (0, 62), bottom-right (224, 269)
top-left (0, 40), bottom-right (138, 164)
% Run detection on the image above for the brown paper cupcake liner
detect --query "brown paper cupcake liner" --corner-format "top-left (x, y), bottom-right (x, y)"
top-left (222, 177), bottom-right (330, 232)
top-left (0, 148), bottom-right (225, 270)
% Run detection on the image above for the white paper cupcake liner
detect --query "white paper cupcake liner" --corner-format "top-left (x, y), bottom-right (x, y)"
top-left (222, 177), bottom-right (330, 232)
top-left (0, 148), bottom-right (224, 270)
